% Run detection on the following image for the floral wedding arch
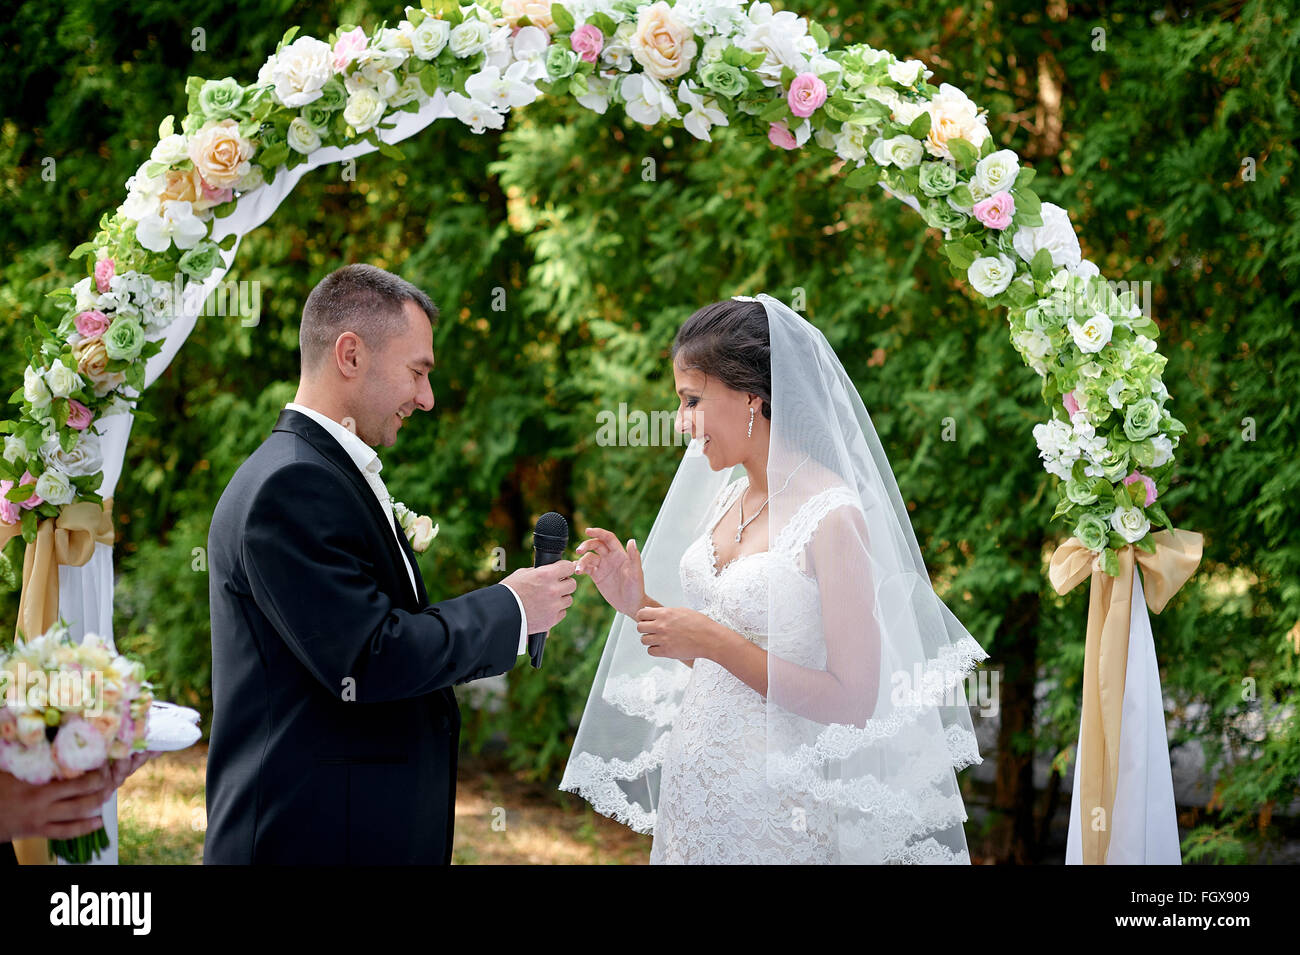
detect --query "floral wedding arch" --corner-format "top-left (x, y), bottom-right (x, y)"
top-left (0, 0), bottom-right (1202, 865)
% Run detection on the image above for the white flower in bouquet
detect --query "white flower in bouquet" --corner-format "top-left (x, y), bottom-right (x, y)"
top-left (1012, 327), bottom-right (1054, 376)
top-left (408, 516), bottom-right (439, 552)
top-left (601, 21), bottom-right (638, 72)
top-left (1069, 312), bottom-right (1114, 353)
top-left (35, 467), bottom-right (76, 506)
top-left (24, 364), bottom-right (52, 409)
top-left (671, 0), bottom-right (748, 37)
top-left (1149, 434), bottom-right (1174, 467)
top-left (830, 122), bottom-right (869, 162)
top-left (135, 199), bottom-right (208, 253)
top-left (388, 74), bottom-right (430, 108)
top-left (466, 62), bottom-right (543, 113)
top-left (43, 360), bottom-right (83, 400)
top-left (621, 73), bottom-right (681, 125)
top-left (40, 429), bottom-right (103, 478)
top-left (1012, 202), bottom-right (1081, 269)
top-left (888, 58), bottom-right (931, 87)
top-left (345, 47), bottom-right (407, 100)
top-left (868, 134), bottom-right (924, 168)
top-left (0, 738), bottom-right (58, 785)
top-left (971, 149), bottom-right (1020, 201)
top-left (343, 88), bottom-right (389, 134)
top-left (3, 434), bottom-right (28, 464)
top-left (449, 18), bottom-right (492, 58)
top-left (736, 1), bottom-right (817, 86)
top-left (968, 253), bottom-right (1017, 297)
top-left (576, 73), bottom-right (613, 114)
top-left (150, 133), bottom-right (190, 166)
top-left (697, 35), bottom-right (730, 67)
top-left (265, 35), bottom-right (334, 107)
top-left (446, 92), bottom-right (505, 133)
top-left (678, 80), bottom-right (729, 141)
top-left (497, 25), bottom-right (551, 83)
top-left (403, 16), bottom-right (451, 61)
top-left (287, 116), bottom-right (322, 154)
top-left (1110, 504), bottom-right (1151, 543)
top-left (121, 163), bottom-right (166, 221)
top-left (630, 1), bottom-right (700, 81)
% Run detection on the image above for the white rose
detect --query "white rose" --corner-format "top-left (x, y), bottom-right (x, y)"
top-left (1149, 434), bottom-right (1174, 467)
top-left (345, 48), bottom-right (406, 100)
top-left (698, 36), bottom-right (729, 66)
top-left (150, 134), bottom-right (190, 165)
top-left (1014, 327), bottom-right (1053, 362)
top-left (3, 435), bottom-right (29, 464)
top-left (388, 74), bottom-right (429, 108)
top-left (286, 117), bottom-right (322, 154)
top-left (268, 36), bottom-right (334, 107)
top-left (923, 82), bottom-right (990, 159)
top-left (968, 253), bottom-right (1017, 297)
top-left (1110, 505), bottom-right (1150, 544)
top-left (1069, 313), bottom-right (1114, 353)
top-left (343, 89), bottom-right (388, 133)
top-left (831, 123), bottom-right (868, 161)
top-left (1012, 202), bottom-right (1081, 269)
top-left (34, 468), bottom-right (75, 506)
top-left (887, 58), bottom-right (927, 86)
top-left (24, 365), bottom-right (51, 409)
top-left (449, 19), bottom-right (491, 58)
top-left (407, 17), bottom-right (450, 60)
top-left (43, 361), bottom-right (83, 399)
top-left (409, 515), bottom-right (438, 551)
top-left (40, 431), bottom-right (102, 478)
top-left (971, 149), bottom-right (1020, 200)
top-left (868, 134), bottom-right (923, 169)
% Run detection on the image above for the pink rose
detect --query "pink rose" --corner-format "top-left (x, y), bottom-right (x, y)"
top-left (75, 309), bottom-right (111, 338)
top-left (0, 482), bottom-right (19, 525)
top-left (94, 258), bottom-right (115, 294)
top-left (768, 121), bottom-right (799, 150)
top-left (1062, 390), bottom-right (1080, 418)
top-left (66, 399), bottom-right (93, 431)
top-left (333, 26), bottom-right (368, 72)
top-left (570, 24), bottom-right (604, 63)
top-left (16, 471), bottom-right (41, 510)
top-left (973, 190), bottom-right (1016, 230)
top-left (1123, 471), bottom-right (1158, 507)
top-left (201, 179), bottom-right (233, 205)
top-left (787, 72), bottom-right (827, 118)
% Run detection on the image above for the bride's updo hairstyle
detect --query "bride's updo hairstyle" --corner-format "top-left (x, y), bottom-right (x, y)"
top-left (671, 299), bottom-right (772, 420)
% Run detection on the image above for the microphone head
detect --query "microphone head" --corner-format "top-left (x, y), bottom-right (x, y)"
top-left (533, 511), bottom-right (569, 550)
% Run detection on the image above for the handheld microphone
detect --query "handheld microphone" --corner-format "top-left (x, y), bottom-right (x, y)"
top-left (528, 512), bottom-right (569, 669)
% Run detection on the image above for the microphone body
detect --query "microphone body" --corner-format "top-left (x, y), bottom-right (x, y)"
top-left (528, 512), bottom-right (569, 669)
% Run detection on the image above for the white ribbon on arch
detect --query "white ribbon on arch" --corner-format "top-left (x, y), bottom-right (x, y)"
top-left (56, 89), bottom-right (459, 865)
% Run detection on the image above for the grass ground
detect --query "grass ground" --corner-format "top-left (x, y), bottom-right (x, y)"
top-left (116, 744), bottom-right (651, 865)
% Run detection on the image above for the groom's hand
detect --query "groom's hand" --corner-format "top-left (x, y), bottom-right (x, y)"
top-left (503, 560), bottom-right (578, 633)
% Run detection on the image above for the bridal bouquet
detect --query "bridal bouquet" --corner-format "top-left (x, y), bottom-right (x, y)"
top-left (0, 621), bottom-right (153, 863)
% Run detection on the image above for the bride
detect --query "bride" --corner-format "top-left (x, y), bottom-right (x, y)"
top-left (562, 293), bottom-right (990, 864)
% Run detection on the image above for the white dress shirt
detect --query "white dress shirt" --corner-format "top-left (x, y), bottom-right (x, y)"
top-left (284, 403), bottom-right (529, 656)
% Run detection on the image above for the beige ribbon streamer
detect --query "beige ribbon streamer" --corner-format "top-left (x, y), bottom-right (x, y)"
top-left (1049, 526), bottom-right (1203, 865)
top-left (1, 497), bottom-right (115, 865)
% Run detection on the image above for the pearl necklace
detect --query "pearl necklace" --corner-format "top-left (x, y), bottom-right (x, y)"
top-left (735, 455), bottom-right (810, 543)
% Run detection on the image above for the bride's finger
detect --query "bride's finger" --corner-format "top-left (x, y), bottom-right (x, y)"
top-left (585, 527), bottom-right (623, 551)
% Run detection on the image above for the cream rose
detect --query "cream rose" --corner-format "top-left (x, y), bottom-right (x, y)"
top-left (924, 83), bottom-right (990, 159)
top-left (71, 337), bottom-right (126, 397)
top-left (631, 1), bottom-right (698, 81)
top-left (187, 119), bottom-right (254, 189)
top-left (501, 0), bottom-right (556, 34)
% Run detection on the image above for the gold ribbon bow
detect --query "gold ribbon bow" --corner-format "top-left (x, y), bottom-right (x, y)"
top-left (1049, 526), bottom-right (1203, 865)
top-left (0, 497), bottom-right (115, 865)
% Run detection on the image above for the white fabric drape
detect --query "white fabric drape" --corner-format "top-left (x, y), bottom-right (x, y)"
top-left (51, 90), bottom-right (458, 864)
top-left (1065, 567), bottom-right (1181, 864)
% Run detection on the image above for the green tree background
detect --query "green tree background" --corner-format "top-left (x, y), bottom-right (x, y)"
top-left (1, 0), bottom-right (1296, 863)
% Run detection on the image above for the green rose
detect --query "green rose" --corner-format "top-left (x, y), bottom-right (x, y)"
top-left (1074, 512), bottom-right (1109, 552)
top-left (700, 62), bottom-right (747, 98)
top-left (103, 315), bottom-right (145, 362)
top-left (300, 101), bottom-right (334, 131)
top-left (1100, 449), bottom-right (1132, 482)
top-left (198, 78), bottom-right (246, 120)
top-left (1123, 397), bottom-right (1160, 442)
top-left (316, 78), bottom-right (347, 112)
top-left (178, 240), bottom-right (223, 281)
top-left (546, 46), bottom-right (580, 80)
top-left (918, 161), bottom-right (957, 197)
top-left (923, 201), bottom-right (968, 232)
top-left (1064, 478), bottom-right (1099, 506)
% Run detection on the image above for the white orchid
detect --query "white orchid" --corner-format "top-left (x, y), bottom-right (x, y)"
top-left (466, 61), bottom-right (543, 113)
top-left (446, 92), bottom-right (506, 133)
top-left (135, 200), bottom-right (207, 253)
top-left (621, 73), bottom-right (680, 125)
top-left (678, 80), bottom-right (729, 141)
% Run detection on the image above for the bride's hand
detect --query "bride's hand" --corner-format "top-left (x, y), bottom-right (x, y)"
top-left (574, 527), bottom-right (645, 618)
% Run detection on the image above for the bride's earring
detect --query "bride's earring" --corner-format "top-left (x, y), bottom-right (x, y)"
top-left (747, 406), bottom-right (755, 438)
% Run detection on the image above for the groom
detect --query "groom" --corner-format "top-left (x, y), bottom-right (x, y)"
top-left (203, 264), bottom-right (576, 864)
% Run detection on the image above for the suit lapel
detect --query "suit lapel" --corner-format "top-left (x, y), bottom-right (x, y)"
top-left (272, 408), bottom-right (418, 607)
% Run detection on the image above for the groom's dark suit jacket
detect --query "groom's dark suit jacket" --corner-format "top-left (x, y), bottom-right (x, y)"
top-left (203, 408), bottom-right (522, 864)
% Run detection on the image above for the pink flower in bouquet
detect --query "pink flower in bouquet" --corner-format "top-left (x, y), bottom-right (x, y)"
top-left (93, 258), bottom-right (115, 294)
top-left (333, 26), bottom-right (368, 72)
top-left (1123, 470), bottom-right (1158, 506)
top-left (973, 190), bottom-right (1015, 230)
top-left (1062, 390), bottom-right (1080, 418)
top-left (787, 72), bottom-right (827, 118)
top-left (75, 309), bottom-right (111, 338)
top-left (16, 471), bottom-right (41, 510)
top-left (201, 178), bottom-right (234, 205)
top-left (52, 716), bottom-right (108, 777)
top-left (0, 738), bottom-right (58, 785)
top-left (570, 24), bottom-right (604, 63)
top-left (768, 121), bottom-right (799, 150)
top-left (66, 399), bottom-right (93, 431)
top-left (0, 484), bottom-right (19, 525)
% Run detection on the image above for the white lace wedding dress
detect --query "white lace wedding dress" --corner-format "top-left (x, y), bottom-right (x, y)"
top-left (649, 474), bottom-right (862, 865)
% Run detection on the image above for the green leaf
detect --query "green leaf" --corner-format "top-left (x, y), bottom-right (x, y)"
top-left (942, 241), bottom-right (977, 270)
top-left (843, 163), bottom-right (881, 189)
top-left (1134, 534), bottom-right (1158, 555)
top-left (1101, 548), bottom-right (1120, 577)
top-left (809, 21), bottom-right (830, 49)
top-left (1030, 247), bottom-right (1055, 284)
top-left (589, 11), bottom-right (617, 35)
top-left (550, 3), bottom-right (575, 32)
top-left (1016, 167), bottom-right (1037, 189)
top-left (278, 26), bottom-right (300, 53)
top-left (947, 138), bottom-right (978, 167)
top-left (907, 112), bottom-right (931, 140)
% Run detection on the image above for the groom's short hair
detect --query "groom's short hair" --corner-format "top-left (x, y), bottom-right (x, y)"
top-left (299, 264), bottom-right (438, 374)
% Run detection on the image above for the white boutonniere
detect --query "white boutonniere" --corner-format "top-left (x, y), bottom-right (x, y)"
top-left (391, 499), bottom-right (439, 553)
